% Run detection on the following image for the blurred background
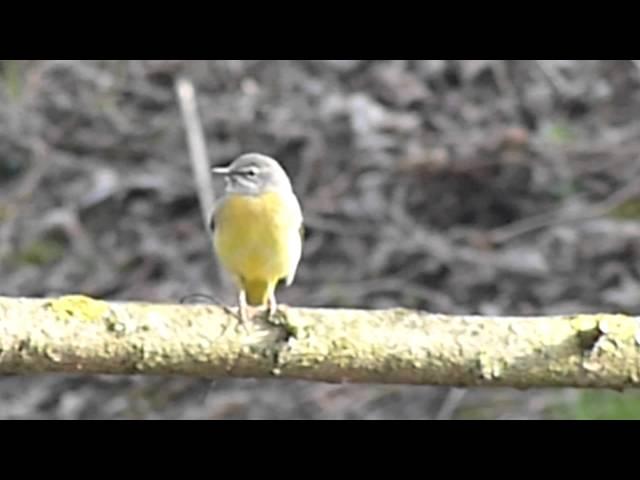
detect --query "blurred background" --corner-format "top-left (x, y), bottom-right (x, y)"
top-left (1, 59), bottom-right (640, 419)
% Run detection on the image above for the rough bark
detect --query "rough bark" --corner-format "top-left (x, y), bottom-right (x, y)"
top-left (1, 295), bottom-right (640, 389)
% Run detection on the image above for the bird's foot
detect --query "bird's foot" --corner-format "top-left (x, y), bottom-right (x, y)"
top-left (264, 302), bottom-right (289, 327)
top-left (219, 291), bottom-right (251, 334)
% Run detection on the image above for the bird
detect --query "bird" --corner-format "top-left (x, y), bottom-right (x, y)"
top-left (209, 153), bottom-right (304, 323)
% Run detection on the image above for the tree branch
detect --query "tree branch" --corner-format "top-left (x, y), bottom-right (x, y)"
top-left (1, 295), bottom-right (640, 389)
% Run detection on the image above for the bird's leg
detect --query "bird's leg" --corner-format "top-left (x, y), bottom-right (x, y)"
top-left (265, 291), bottom-right (289, 327)
top-left (267, 291), bottom-right (277, 320)
top-left (226, 290), bottom-right (251, 334)
top-left (238, 289), bottom-right (248, 323)
top-left (221, 290), bottom-right (248, 322)
top-left (217, 290), bottom-right (249, 336)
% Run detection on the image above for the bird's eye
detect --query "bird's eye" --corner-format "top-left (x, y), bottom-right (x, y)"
top-left (247, 167), bottom-right (258, 177)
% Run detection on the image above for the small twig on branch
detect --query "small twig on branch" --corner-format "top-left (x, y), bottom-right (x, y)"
top-left (1, 295), bottom-right (640, 390)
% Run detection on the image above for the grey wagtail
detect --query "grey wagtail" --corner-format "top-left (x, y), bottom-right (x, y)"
top-left (210, 153), bottom-right (304, 322)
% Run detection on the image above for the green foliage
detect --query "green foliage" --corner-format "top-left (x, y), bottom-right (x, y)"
top-left (551, 390), bottom-right (640, 419)
top-left (546, 122), bottom-right (575, 145)
top-left (13, 236), bottom-right (67, 266)
top-left (549, 180), bottom-right (578, 200)
top-left (1, 60), bottom-right (24, 102)
top-left (610, 198), bottom-right (640, 220)
top-left (0, 204), bottom-right (9, 221)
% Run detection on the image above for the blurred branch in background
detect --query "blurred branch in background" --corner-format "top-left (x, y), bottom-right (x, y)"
top-left (487, 165), bottom-right (640, 244)
top-left (0, 140), bottom-right (48, 261)
top-left (174, 77), bottom-right (215, 233)
top-left (174, 75), bottom-right (229, 296)
top-left (2, 295), bottom-right (640, 390)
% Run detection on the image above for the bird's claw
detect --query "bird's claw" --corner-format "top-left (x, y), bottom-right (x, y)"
top-left (265, 303), bottom-right (289, 327)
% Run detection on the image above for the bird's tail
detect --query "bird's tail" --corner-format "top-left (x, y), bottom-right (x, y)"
top-left (243, 278), bottom-right (273, 306)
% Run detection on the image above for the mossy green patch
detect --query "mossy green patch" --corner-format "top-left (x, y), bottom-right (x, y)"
top-left (46, 294), bottom-right (113, 323)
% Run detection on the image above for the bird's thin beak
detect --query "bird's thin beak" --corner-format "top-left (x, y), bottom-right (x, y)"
top-left (211, 166), bottom-right (232, 176)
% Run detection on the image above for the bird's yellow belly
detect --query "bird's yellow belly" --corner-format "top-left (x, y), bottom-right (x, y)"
top-left (213, 191), bottom-right (299, 303)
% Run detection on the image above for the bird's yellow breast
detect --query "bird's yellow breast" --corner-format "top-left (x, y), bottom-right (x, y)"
top-left (213, 191), bottom-right (301, 289)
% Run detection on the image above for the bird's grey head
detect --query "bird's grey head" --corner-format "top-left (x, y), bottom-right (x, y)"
top-left (211, 153), bottom-right (293, 196)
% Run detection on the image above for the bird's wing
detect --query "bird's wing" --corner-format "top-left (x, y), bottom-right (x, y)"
top-left (208, 196), bottom-right (225, 233)
top-left (285, 196), bottom-right (304, 286)
top-left (285, 224), bottom-right (303, 286)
